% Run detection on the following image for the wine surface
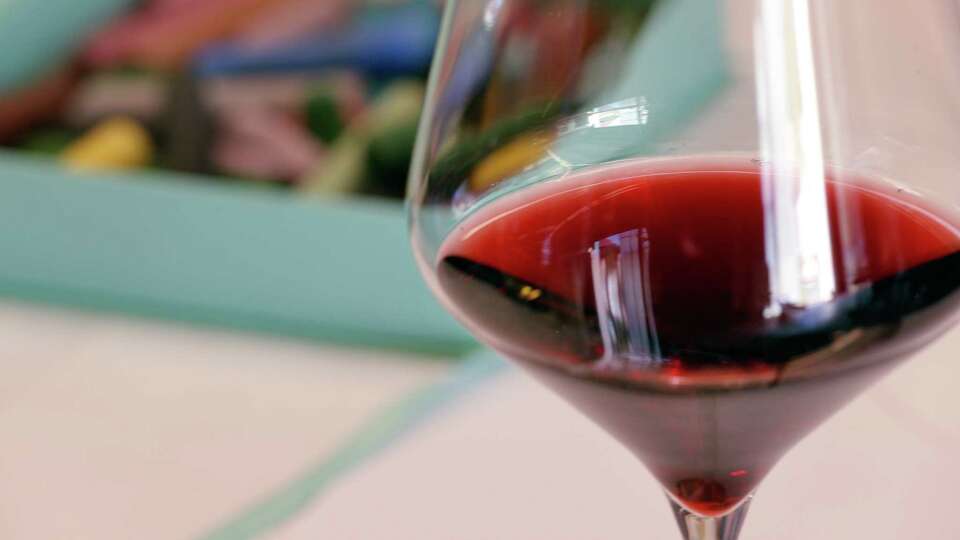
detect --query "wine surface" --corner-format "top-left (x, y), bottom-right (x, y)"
top-left (437, 158), bottom-right (960, 515)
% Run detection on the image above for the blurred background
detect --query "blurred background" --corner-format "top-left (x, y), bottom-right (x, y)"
top-left (1, 0), bottom-right (440, 198)
top-left (0, 0), bottom-right (475, 354)
top-left (0, 0), bottom-right (957, 538)
top-left (0, 1), bottom-right (492, 538)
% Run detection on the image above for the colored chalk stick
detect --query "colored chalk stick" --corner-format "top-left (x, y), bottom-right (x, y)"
top-left (64, 73), bottom-right (169, 127)
top-left (61, 116), bottom-right (154, 171)
top-left (83, 0), bottom-right (290, 70)
top-left (356, 81), bottom-right (425, 135)
top-left (214, 108), bottom-right (324, 181)
top-left (202, 71), bottom-right (366, 120)
top-left (195, 4), bottom-right (440, 78)
top-left (0, 66), bottom-right (78, 143)
top-left (306, 90), bottom-right (346, 144)
top-left (17, 128), bottom-right (77, 156)
top-left (157, 75), bottom-right (215, 174)
top-left (232, 0), bottom-right (352, 50)
top-left (298, 134), bottom-right (367, 196)
top-left (366, 119), bottom-right (420, 198)
top-left (300, 81), bottom-right (424, 195)
top-left (146, 0), bottom-right (204, 12)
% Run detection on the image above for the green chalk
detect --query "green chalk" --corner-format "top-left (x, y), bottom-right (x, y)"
top-left (17, 128), bottom-right (76, 156)
top-left (305, 89), bottom-right (345, 144)
top-left (366, 118), bottom-right (419, 198)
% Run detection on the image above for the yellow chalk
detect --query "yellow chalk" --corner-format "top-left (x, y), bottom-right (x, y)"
top-left (470, 131), bottom-right (554, 192)
top-left (299, 133), bottom-right (366, 195)
top-left (299, 80), bottom-right (424, 195)
top-left (61, 116), bottom-right (154, 171)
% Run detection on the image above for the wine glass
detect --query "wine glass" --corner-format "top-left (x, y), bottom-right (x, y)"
top-left (406, 0), bottom-right (960, 538)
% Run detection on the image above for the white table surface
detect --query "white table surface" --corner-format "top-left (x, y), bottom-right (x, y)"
top-left (1, 299), bottom-right (957, 539)
top-left (0, 301), bottom-right (450, 540)
top-left (287, 322), bottom-right (960, 539)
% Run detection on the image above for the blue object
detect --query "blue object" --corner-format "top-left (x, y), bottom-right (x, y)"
top-left (195, 4), bottom-right (441, 78)
top-left (0, 0), bottom-right (135, 92)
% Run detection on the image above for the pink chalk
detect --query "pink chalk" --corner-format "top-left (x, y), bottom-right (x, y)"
top-left (202, 71), bottom-right (365, 119)
top-left (213, 107), bottom-right (324, 181)
top-left (82, 0), bottom-right (290, 68)
top-left (146, 0), bottom-right (205, 13)
top-left (233, 0), bottom-right (353, 51)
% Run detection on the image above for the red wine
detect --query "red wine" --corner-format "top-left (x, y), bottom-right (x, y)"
top-left (436, 158), bottom-right (960, 516)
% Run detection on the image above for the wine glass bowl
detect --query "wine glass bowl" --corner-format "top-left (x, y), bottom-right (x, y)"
top-left (407, 1), bottom-right (960, 538)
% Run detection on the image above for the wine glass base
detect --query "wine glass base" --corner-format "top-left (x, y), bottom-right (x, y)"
top-left (668, 492), bottom-right (753, 540)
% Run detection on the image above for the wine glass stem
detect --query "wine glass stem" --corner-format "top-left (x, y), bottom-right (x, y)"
top-left (668, 494), bottom-right (753, 540)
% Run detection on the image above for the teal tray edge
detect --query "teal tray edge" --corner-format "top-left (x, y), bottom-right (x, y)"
top-left (0, 151), bottom-right (473, 355)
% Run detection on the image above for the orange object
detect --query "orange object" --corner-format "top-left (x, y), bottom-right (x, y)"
top-left (0, 65), bottom-right (77, 143)
top-left (469, 131), bottom-right (554, 192)
top-left (83, 0), bottom-right (291, 70)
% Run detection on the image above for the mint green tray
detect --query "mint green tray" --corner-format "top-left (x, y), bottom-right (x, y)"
top-left (0, 0), bottom-right (135, 92)
top-left (0, 152), bottom-right (472, 354)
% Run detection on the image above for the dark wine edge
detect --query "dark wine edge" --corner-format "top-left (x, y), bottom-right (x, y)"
top-left (441, 250), bottom-right (960, 394)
